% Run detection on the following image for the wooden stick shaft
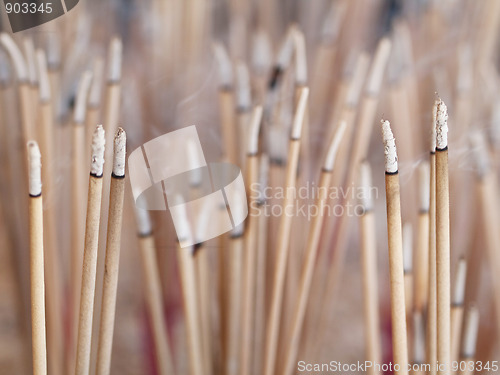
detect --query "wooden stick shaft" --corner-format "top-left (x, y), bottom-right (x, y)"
top-left (427, 153), bottom-right (437, 375)
top-left (177, 245), bottom-right (203, 375)
top-left (360, 211), bottom-right (382, 375)
top-left (240, 155), bottom-right (259, 375)
top-left (264, 140), bottom-right (300, 375)
top-left (96, 176), bottom-right (125, 375)
top-left (226, 237), bottom-right (243, 375)
top-left (435, 150), bottom-right (450, 374)
top-left (30, 196), bottom-right (47, 375)
top-left (385, 173), bottom-right (409, 375)
top-left (219, 89), bottom-right (237, 163)
top-left (414, 212), bottom-right (429, 312)
top-left (450, 306), bottom-right (464, 365)
top-left (282, 171), bottom-right (331, 375)
top-left (75, 175), bottom-right (104, 375)
top-left (139, 235), bottom-right (175, 375)
top-left (195, 249), bottom-right (213, 375)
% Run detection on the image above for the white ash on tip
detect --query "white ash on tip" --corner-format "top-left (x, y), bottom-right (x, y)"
top-left (366, 37), bottom-right (392, 95)
top-left (381, 119), bottom-right (398, 173)
top-left (135, 207), bottom-right (152, 236)
top-left (461, 306), bottom-right (479, 358)
top-left (36, 50), bottom-right (51, 102)
top-left (276, 26), bottom-right (295, 69)
top-left (74, 70), bottom-right (93, 124)
top-left (247, 106), bottom-right (263, 154)
top-left (324, 120), bottom-right (346, 171)
top-left (251, 30), bottom-right (272, 74)
top-left (292, 26), bottom-right (307, 85)
top-left (470, 131), bottom-right (490, 178)
top-left (0, 33), bottom-right (28, 81)
top-left (107, 37), bottom-right (122, 83)
top-left (291, 87), bottom-right (309, 139)
top-left (452, 258), bottom-right (467, 306)
top-left (431, 99), bottom-right (438, 152)
top-left (173, 195), bottom-right (193, 245)
top-left (236, 61), bottom-right (251, 110)
top-left (231, 190), bottom-right (246, 237)
top-left (359, 162), bottom-right (373, 211)
top-left (418, 161), bottom-right (430, 212)
top-left (113, 128), bottom-right (126, 177)
top-left (89, 58), bottom-right (104, 107)
top-left (213, 42), bottom-right (233, 88)
top-left (436, 99), bottom-right (448, 150)
top-left (403, 223), bottom-right (413, 272)
top-left (23, 38), bottom-right (37, 85)
top-left (27, 141), bottom-right (42, 196)
top-left (91, 125), bottom-right (105, 176)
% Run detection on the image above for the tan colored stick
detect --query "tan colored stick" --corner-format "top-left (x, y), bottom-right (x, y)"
top-left (28, 141), bottom-right (47, 375)
top-left (240, 106), bottom-right (263, 375)
top-left (403, 223), bottom-right (413, 320)
top-left (36, 49), bottom-right (64, 375)
top-left (96, 129), bottom-right (126, 375)
top-left (381, 120), bottom-right (408, 375)
top-left (70, 71), bottom-right (93, 374)
top-left (414, 162), bottom-right (430, 313)
top-left (411, 311), bottom-right (425, 375)
top-left (435, 100), bottom-right (450, 374)
top-left (75, 126), bottom-right (106, 375)
top-left (135, 209), bottom-right (175, 375)
top-left (281, 122), bottom-right (346, 375)
top-left (358, 162), bottom-right (382, 375)
top-left (450, 258), bottom-right (467, 364)
top-left (427, 101), bottom-right (438, 375)
top-left (226, 233), bottom-right (244, 375)
top-left (263, 87), bottom-right (308, 375)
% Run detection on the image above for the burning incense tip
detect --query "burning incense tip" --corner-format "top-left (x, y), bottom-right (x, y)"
top-left (113, 128), bottom-right (126, 177)
top-left (108, 37), bottom-right (122, 83)
top-left (291, 87), bottom-right (309, 140)
top-left (436, 99), bottom-right (448, 150)
top-left (89, 58), bottom-right (105, 107)
top-left (36, 49), bottom-right (51, 102)
top-left (248, 106), bottom-right (263, 155)
top-left (213, 42), bottom-right (233, 88)
top-left (403, 223), bottom-right (413, 273)
top-left (324, 120), bottom-right (346, 171)
top-left (91, 125), bottom-right (106, 177)
top-left (470, 131), bottom-right (490, 178)
top-left (74, 70), bottom-right (93, 124)
top-left (418, 161), bottom-right (430, 212)
top-left (381, 119), bottom-right (398, 173)
top-left (23, 38), bottom-right (37, 85)
top-left (236, 61), bottom-right (251, 111)
top-left (452, 258), bottom-right (467, 306)
top-left (462, 306), bottom-right (479, 358)
top-left (292, 26), bottom-right (307, 85)
top-left (27, 141), bottom-right (42, 196)
top-left (135, 207), bottom-right (152, 237)
top-left (359, 162), bottom-right (373, 212)
top-left (0, 32), bottom-right (28, 81)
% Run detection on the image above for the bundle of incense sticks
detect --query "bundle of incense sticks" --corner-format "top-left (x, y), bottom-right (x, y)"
top-left (1, 1), bottom-right (500, 374)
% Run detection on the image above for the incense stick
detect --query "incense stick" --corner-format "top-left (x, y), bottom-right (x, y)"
top-left (135, 208), bottom-right (175, 375)
top-left (75, 125), bottom-right (106, 375)
top-left (240, 105), bottom-right (263, 375)
top-left (450, 257), bottom-right (467, 365)
top-left (281, 121), bottom-right (346, 375)
top-left (381, 119), bottom-right (408, 375)
top-left (403, 223), bottom-right (413, 319)
top-left (458, 306), bottom-right (479, 375)
top-left (96, 128), bottom-right (126, 375)
top-left (435, 99), bottom-right (451, 374)
top-left (28, 141), bottom-right (47, 375)
top-left (358, 161), bottom-right (382, 375)
top-left (263, 87), bottom-right (308, 375)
